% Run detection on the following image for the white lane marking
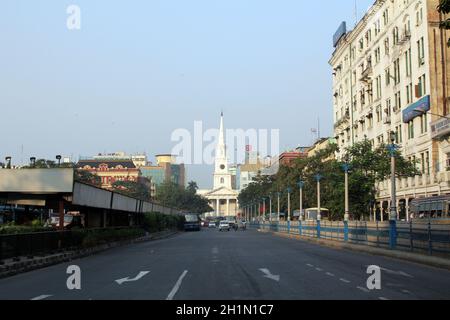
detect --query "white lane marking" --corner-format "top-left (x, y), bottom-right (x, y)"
top-left (357, 286), bottom-right (370, 293)
top-left (315, 268), bottom-right (323, 271)
top-left (326, 272), bottom-right (335, 277)
top-left (31, 295), bottom-right (53, 300)
top-left (306, 264), bottom-right (314, 267)
top-left (259, 268), bottom-right (280, 282)
top-left (379, 297), bottom-right (389, 300)
top-left (166, 270), bottom-right (188, 300)
top-left (340, 278), bottom-right (351, 283)
top-left (115, 271), bottom-right (150, 285)
top-left (374, 266), bottom-right (413, 278)
top-left (212, 247), bottom-right (219, 255)
top-left (402, 289), bottom-right (412, 294)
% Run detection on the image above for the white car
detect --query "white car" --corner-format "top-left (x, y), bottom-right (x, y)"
top-left (218, 221), bottom-right (231, 232)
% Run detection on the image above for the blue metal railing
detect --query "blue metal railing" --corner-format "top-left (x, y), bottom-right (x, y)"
top-left (249, 220), bottom-right (450, 257)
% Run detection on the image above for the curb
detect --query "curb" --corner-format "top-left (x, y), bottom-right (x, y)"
top-left (257, 229), bottom-right (450, 271)
top-left (0, 230), bottom-right (179, 279)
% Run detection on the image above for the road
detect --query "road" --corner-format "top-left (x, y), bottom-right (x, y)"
top-left (0, 228), bottom-right (449, 300)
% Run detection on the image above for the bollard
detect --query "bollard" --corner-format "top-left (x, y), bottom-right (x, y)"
top-left (317, 220), bottom-right (321, 239)
top-left (427, 220), bottom-right (432, 256)
top-left (287, 221), bottom-right (291, 234)
top-left (389, 220), bottom-right (397, 250)
top-left (343, 220), bottom-right (349, 242)
top-left (299, 220), bottom-right (303, 236)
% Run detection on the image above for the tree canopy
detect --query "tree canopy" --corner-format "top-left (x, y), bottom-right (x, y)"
top-left (155, 181), bottom-right (213, 213)
top-left (438, 0), bottom-right (450, 46)
top-left (238, 140), bottom-right (419, 221)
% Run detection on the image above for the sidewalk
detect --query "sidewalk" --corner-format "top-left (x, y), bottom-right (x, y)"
top-left (0, 230), bottom-right (178, 279)
top-left (258, 228), bottom-right (450, 271)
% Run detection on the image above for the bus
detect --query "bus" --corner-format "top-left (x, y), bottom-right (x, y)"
top-left (184, 214), bottom-right (201, 231)
top-left (304, 208), bottom-right (330, 221)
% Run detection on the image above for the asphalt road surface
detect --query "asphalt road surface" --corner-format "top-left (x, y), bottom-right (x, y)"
top-left (1, 228), bottom-right (450, 300)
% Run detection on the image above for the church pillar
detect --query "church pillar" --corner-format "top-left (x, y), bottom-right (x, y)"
top-left (226, 198), bottom-right (230, 217)
top-left (216, 198), bottom-right (220, 217)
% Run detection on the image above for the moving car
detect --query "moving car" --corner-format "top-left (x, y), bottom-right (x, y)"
top-left (184, 214), bottom-right (201, 231)
top-left (218, 220), bottom-right (231, 232)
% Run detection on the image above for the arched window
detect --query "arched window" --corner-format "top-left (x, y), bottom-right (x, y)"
top-left (220, 178), bottom-right (225, 184)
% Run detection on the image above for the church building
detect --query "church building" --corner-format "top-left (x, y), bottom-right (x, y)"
top-left (197, 113), bottom-right (239, 218)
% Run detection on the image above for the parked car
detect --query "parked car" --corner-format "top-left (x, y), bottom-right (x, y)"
top-left (218, 221), bottom-right (231, 232)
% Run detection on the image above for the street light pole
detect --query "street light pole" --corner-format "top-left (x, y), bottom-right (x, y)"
top-left (388, 132), bottom-right (398, 249)
top-left (286, 187), bottom-right (292, 222)
top-left (269, 195), bottom-right (272, 223)
top-left (342, 160), bottom-right (351, 222)
top-left (315, 174), bottom-right (323, 221)
top-left (277, 192), bottom-right (281, 222)
top-left (297, 180), bottom-right (305, 220)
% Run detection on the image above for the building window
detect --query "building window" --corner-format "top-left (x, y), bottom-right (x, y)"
top-left (385, 67), bottom-right (391, 86)
top-left (395, 91), bottom-right (402, 112)
top-left (383, 9), bottom-right (389, 26)
top-left (408, 120), bottom-right (415, 139)
top-left (405, 48), bottom-right (412, 77)
top-left (393, 27), bottom-right (399, 45)
top-left (394, 58), bottom-right (401, 84)
top-left (220, 178), bottom-right (224, 184)
top-left (417, 37), bottom-right (425, 66)
top-left (406, 83), bottom-right (413, 105)
top-left (376, 75), bottom-right (382, 100)
top-left (420, 113), bottom-right (428, 134)
top-left (417, 74), bottom-right (426, 97)
top-left (416, 7), bottom-right (423, 26)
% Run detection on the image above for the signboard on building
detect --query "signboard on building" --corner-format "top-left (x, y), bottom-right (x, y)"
top-left (431, 117), bottom-right (450, 140)
top-left (402, 95), bottom-right (430, 123)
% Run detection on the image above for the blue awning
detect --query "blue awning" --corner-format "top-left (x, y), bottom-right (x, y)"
top-left (403, 95), bottom-right (430, 123)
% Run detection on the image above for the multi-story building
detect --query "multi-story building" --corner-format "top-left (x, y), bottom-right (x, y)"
top-left (139, 154), bottom-right (186, 197)
top-left (308, 138), bottom-right (337, 160)
top-left (330, 0), bottom-right (449, 220)
top-left (77, 159), bottom-right (140, 189)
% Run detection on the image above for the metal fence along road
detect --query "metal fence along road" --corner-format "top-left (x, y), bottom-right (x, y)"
top-left (252, 220), bottom-right (450, 258)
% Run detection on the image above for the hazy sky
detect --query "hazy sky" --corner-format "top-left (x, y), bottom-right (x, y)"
top-left (0, 0), bottom-right (374, 188)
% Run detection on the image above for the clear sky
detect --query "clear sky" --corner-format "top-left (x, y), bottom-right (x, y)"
top-left (0, 0), bottom-right (374, 188)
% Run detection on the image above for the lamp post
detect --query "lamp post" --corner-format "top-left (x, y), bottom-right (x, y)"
top-left (297, 180), bottom-right (305, 220)
top-left (315, 174), bottom-right (323, 221)
top-left (56, 155), bottom-right (62, 167)
top-left (277, 192), bottom-right (281, 222)
top-left (342, 157), bottom-right (351, 222)
top-left (388, 131), bottom-right (398, 249)
top-left (269, 195), bottom-right (273, 223)
top-left (262, 197), bottom-right (266, 222)
top-left (5, 156), bottom-right (11, 169)
top-left (30, 157), bottom-right (36, 168)
top-left (286, 187), bottom-right (292, 222)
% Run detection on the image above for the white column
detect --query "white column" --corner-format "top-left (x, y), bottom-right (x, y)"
top-left (226, 198), bottom-right (230, 217)
top-left (216, 199), bottom-right (220, 217)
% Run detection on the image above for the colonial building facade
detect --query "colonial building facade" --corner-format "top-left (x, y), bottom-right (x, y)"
top-left (77, 159), bottom-right (140, 189)
top-left (330, 0), bottom-right (449, 220)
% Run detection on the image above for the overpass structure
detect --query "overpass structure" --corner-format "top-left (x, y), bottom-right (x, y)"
top-left (0, 168), bottom-right (183, 229)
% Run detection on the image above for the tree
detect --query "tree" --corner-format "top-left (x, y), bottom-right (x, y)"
top-left (155, 181), bottom-right (213, 213)
top-left (238, 140), bottom-right (419, 221)
top-left (438, 0), bottom-right (450, 47)
top-left (112, 180), bottom-right (151, 200)
top-left (74, 169), bottom-right (101, 187)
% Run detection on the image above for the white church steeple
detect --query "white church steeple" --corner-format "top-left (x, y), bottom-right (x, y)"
top-left (213, 112), bottom-right (232, 190)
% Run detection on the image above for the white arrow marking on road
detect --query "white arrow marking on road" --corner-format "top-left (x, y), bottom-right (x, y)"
top-left (259, 268), bottom-right (280, 282)
top-left (379, 267), bottom-right (413, 278)
top-left (167, 270), bottom-right (188, 300)
top-left (115, 271), bottom-right (150, 285)
top-left (31, 295), bottom-right (53, 300)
